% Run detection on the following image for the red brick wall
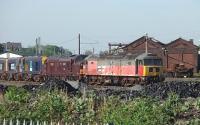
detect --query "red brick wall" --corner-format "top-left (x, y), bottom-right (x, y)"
top-left (122, 37), bottom-right (198, 73)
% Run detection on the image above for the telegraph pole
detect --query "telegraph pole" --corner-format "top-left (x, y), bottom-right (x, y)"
top-left (38, 37), bottom-right (41, 55)
top-left (145, 34), bottom-right (148, 54)
top-left (78, 33), bottom-right (80, 55)
top-left (36, 38), bottom-right (38, 56)
top-left (35, 37), bottom-right (41, 56)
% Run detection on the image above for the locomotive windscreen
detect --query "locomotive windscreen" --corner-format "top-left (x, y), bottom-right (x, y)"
top-left (144, 59), bottom-right (162, 66)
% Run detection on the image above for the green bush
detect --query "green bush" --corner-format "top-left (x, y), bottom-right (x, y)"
top-left (4, 86), bottom-right (30, 103)
top-left (0, 87), bottom-right (199, 124)
top-left (100, 97), bottom-right (172, 125)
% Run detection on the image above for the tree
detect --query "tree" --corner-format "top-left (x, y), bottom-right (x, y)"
top-left (85, 50), bottom-right (93, 55)
top-left (0, 44), bottom-right (5, 53)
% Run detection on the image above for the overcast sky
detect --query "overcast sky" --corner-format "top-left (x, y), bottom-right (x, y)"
top-left (0, 0), bottom-right (199, 54)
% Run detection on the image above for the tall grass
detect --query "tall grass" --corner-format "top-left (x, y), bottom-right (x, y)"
top-left (0, 86), bottom-right (199, 124)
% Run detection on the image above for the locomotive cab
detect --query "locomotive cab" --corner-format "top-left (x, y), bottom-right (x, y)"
top-left (136, 53), bottom-right (164, 82)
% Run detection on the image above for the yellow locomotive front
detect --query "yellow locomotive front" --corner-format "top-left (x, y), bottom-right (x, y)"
top-left (143, 58), bottom-right (163, 77)
top-left (136, 53), bottom-right (165, 83)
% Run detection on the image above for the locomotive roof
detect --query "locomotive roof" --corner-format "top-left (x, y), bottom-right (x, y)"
top-left (85, 53), bottom-right (139, 60)
top-left (69, 54), bottom-right (88, 61)
top-left (47, 56), bottom-right (61, 60)
top-left (136, 53), bottom-right (161, 60)
top-left (24, 56), bottom-right (42, 59)
top-left (8, 57), bottom-right (21, 60)
top-left (85, 53), bottom-right (161, 61)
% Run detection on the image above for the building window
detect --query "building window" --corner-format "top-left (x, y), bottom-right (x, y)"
top-left (10, 63), bottom-right (15, 70)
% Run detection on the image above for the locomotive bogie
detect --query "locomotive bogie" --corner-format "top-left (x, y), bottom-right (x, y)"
top-left (23, 56), bottom-right (44, 82)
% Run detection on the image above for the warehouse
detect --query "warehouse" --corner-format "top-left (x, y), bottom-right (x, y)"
top-left (122, 36), bottom-right (199, 73)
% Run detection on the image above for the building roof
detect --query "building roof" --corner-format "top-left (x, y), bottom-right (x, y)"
top-left (166, 37), bottom-right (198, 48)
top-left (0, 52), bottom-right (22, 58)
top-left (122, 36), bottom-right (164, 50)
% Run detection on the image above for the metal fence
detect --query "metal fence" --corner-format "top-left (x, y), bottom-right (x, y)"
top-left (1, 119), bottom-right (108, 125)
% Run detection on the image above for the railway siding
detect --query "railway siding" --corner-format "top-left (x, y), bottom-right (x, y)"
top-left (1, 78), bottom-right (200, 99)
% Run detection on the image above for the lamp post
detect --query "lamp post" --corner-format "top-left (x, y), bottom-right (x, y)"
top-left (162, 47), bottom-right (168, 68)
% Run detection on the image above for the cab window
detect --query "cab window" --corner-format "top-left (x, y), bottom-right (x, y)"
top-left (9, 63), bottom-right (15, 70)
top-left (138, 60), bottom-right (143, 65)
top-left (35, 62), bottom-right (39, 71)
top-left (144, 59), bottom-right (162, 66)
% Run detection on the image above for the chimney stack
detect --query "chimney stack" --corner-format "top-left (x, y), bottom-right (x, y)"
top-left (189, 39), bottom-right (194, 44)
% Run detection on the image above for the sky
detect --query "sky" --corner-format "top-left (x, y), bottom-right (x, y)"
top-left (0, 0), bottom-right (200, 54)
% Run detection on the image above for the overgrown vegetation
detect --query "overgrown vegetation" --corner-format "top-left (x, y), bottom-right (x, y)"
top-left (0, 86), bottom-right (200, 124)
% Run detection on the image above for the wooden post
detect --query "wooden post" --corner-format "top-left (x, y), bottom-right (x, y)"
top-left (30, 120), bottom-right (33, 125)
top-left (3, 119), bottom-right (6, 125)
top-left (16, 119), bottom-right (20, 125)
top-left (37, 121), bottom-right (39, 125)
top-left (23, 120), bottom-right (26, 125)
top-left (9, 119), bottom-right (12, 125)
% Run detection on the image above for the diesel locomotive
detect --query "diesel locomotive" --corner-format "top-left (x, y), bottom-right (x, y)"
top-left (81, 53), bottom-right (164, 86)
top-left (0, 53), bottom-right (164, 86)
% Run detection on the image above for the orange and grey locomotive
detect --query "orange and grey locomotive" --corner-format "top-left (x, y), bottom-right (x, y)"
top-left (81, 53), bottom-right (165, 86)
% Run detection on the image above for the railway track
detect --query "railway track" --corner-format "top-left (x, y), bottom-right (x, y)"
top-left (79, 77), bottom-right (200, 92)
top-left (0, 78), bottom-right (200, 99)
top-left (164, 77), bottom-right (200, 82)
top-left (0, 77), bottom-right (200, 89)
top-left (0, 80), bottom-right (41, 87)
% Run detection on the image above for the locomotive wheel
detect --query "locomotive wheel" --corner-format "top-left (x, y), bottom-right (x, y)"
top-left (23, 73), bottom-right (29, 81)
top-left (124, 80), bottom-right (132, 87)
top-left (4, 74), bottom-right (8, 80)
top-left (18, 74), bottom-right (23, 81)
top-left (39, 76), bottom-right (45, 82)
top-left (8, 74), bottom-right (13, 81)
top-left (0, 74), bottom-right (5, 80)
top-left (33, 75), bottom-right (41, 82)
top-left (14, 74), bottom-right (19, 81)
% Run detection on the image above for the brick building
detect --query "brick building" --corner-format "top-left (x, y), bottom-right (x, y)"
top-left (164, 38), bottom-right (198, 72)
top-left (122, 36), bottom-right (164, 57)
top-left (121, 36), bottom-right (199, 73)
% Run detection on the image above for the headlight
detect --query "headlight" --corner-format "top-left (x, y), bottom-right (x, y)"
top-left (149, 68), bottom-right (153, 72)
top-left (156, 68), bottom-right (160, 72)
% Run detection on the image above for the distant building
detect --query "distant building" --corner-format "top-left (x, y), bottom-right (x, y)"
top-left (117, 36), bottom-right (199, 73)
top-left (2, 42), bottom-right (22, 52)
top-left (0, 44), bottom-right (4, 53)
